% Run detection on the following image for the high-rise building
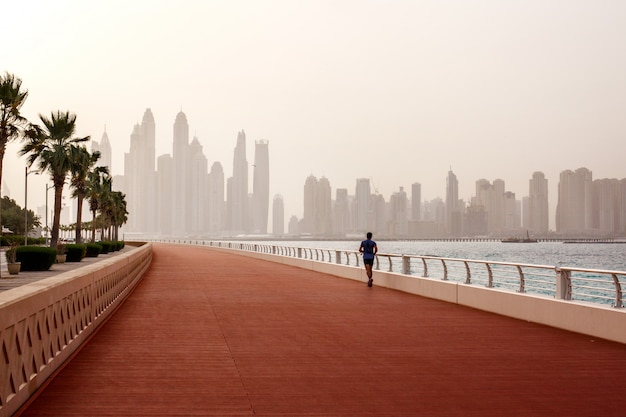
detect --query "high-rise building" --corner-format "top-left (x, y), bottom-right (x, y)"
top-left (229, 130), bottom-right (249, 233)
top-left (411, 182), bottom-right (421, 221)
top-left (157, 154), bottom-right (173, 236)
top-left (556, 168), bottom-right (592, 234)
top-left (333, 188), bottom-right (350, 236)
top-left (303, 174), bottom-right (318, 234)
top-left (355, 178), bottom-right (371, 232)
top-left (123, 109), bottom-right (157, 233)
top-left (389, 187), bottom-right (408, 236)
top-left (208, 162), bottom-right (225, 234)
top-left (492, 179), bottom-right (506, 233)
top-left (92, 128), bottom-right (112, 172)
top-left (189, 137), bottom-right (208, 235)
top-left (445, 170), bottom-right (462, 236)
top-left (252, 140), bottom-right (270, 234)
top-left (317, 177), bottom-right (332, 236)
top-left (503, 191), bottom-right (519, 230)
top-left (272, 194), bottom-right (284, 236)
top-left (172, 111), bottom-right (190, 235)
top-left (528, 171), bottom-right (549, 234)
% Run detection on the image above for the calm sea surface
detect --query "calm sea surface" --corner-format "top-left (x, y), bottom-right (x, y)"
top-left (247, 240), bottom-right (626, 272)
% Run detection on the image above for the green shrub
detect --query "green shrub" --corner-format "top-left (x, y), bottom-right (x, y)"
top-left (16, 246), bottom-right (56, 271)
top-left (85, 243), bottom-right (102, 257)
top-left (99, 241), bottom-right (113, 254)
top-left (66, 244), bottom-right (87, 262)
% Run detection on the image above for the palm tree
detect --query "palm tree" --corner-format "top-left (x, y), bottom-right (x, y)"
top-left (99, 175), bottom-right (113, 240)
top-left (20, 111), bottom-right (90, 248)
top-left (109, 191), bottom-right (128, 241)
top-left (70, 146), bottom-right (100, 243)
top-left (0, 73), bottom-right (30, 269)
top-left (86, 168), bottom-right (109, 242)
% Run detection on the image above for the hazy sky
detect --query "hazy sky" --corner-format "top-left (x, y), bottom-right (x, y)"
top-left (3, 0), bottom-right (626, 227)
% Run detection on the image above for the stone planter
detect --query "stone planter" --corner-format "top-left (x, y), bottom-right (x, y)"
top-left (7, 262), bottom-right (21, 275)
top-left (56, 254), bottom-right (67, 264)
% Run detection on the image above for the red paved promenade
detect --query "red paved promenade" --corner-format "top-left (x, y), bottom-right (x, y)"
top-left (19, 243), bottom-right (626, 416)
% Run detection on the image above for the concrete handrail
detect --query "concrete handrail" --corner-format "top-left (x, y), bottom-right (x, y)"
top-left (0, 243), bottom-right (152, 417)
top-left (152, 239), bottom-right (626, 344)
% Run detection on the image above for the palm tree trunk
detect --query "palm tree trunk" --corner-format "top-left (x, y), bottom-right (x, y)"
top-left (91, 210), bottom-right (97, 242)
top-left (75, 195), bottom-right (84, 243)
top-left (51, 185), bottom-right (63, 248)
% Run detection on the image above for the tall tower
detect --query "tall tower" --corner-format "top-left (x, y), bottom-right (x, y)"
top-left (272, 194), bottom-right (284, 236)
top-left (528, 171), bottom-right (549, 234)
top-left (411, 182), bottom-right (421, 221)
top-left (157, 154), bottom-right (173, 235)
top-left (317, 177), bottom-right (332, 236)
top-left (445, 169), bottom-right (461, 236)
top-left (252, 140), bottom-right (270, 234)
top-left (92, 128), bottom-right (112, 171)
top-left (556, 167), bottom-right (592, 234)
top-left (390, 186), bottom-right (408, 236)
top-left (208, 162), bottom-right (225, 234)
top-left (355, 178), bottom-right (371, 232)
top-left (333, 188), bottom-right (350, 236)
top-left (303, 174), bottom-right (318, 234)
top-left (230, 130), bottom-right (249, 233)
top-left (172, 111), bottom-right (189, 235)
top-left (189, 137), bottom-right (208, 234)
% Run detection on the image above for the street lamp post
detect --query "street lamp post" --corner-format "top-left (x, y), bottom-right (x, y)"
top-left (25, 167), bottom-right (38, 245)
top-left (45, 183), bottom-right (53, 245)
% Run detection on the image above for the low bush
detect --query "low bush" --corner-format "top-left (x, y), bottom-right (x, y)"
top-left (85, 243), bottom-right (102, 257)
top-left (99, 241), bottom-right (114, 254)
top-left (16, 246), bottom-right (57, 271)
top-left (65, 244), bottom-right (87, 262)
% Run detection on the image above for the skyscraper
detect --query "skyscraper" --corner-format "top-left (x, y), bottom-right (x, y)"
top-left (229, 130), bottom-right (248, 233)
top-left (556, 168), bottom-right (592, 234)
top-left (272, 194), bottom-right (284, 236)
top-left (355, 178), bottom-right (371, 232)
top-left (252, 140), bottom-right (270, 234)
top-left (189, 137), bottom-right (208, 234)
top-left (123, 109), bottom-right (157, 233)
top-left (208, 162), bottom-right (224, 234)
top-left (303, 174), bottom-right (318, 234)
top-left (157, 154), bottom-right (173, 235)
top-left (411, 182), bottom-right (421, 221)
top-left (317, 177), bottom-right (332, 236)
top-left (92, 128), bottom-right (112, 171)
top-left (528, 171), bottom-right (549, 234)
top-left (445, 169), bottom-right (461, 236)
top-left (172, 111), bottom-right (189, 235)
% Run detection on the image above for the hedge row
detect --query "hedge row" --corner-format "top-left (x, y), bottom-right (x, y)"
top-left (9, 241), bottom-right (125, 271)
top-left (15, 246), bottom-right (56, 271)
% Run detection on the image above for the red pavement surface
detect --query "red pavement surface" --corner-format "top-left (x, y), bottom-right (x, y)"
top-left (18, 243), bottom-right (626, 416)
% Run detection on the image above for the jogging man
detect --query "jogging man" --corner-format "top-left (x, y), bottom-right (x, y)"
top-left (359, 232), bottom-right (378, 287)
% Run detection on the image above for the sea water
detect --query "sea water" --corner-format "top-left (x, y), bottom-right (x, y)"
top-left (250, 240), bottom-right (626, 272)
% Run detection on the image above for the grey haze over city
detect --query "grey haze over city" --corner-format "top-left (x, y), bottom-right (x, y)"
top-left (2, 1), bottom-right (626, 237)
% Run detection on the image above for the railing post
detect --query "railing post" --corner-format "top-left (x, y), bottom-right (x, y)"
top-left (297, 247), bottom-right (302, 259)
top-left (335, 250), bottom-right (342, 264)
top-left (402, 256), bottom-right (410, 275)
top-left (555, 268), bottom-right (572, 300)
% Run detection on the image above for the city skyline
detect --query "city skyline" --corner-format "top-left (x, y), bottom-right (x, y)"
top-left (3, 107), bottom-right (626, 236)
top-left (2, 1), bottom-right (625, 226)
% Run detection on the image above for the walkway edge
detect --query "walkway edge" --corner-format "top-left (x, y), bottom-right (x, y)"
top-left (210, 244), bottom-right (626, 344)
top-left (0, 243), bottom-right (152, 417)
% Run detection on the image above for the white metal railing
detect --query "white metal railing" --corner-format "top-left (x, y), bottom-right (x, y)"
top-left (152, 239), bottom-right (625, 308)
